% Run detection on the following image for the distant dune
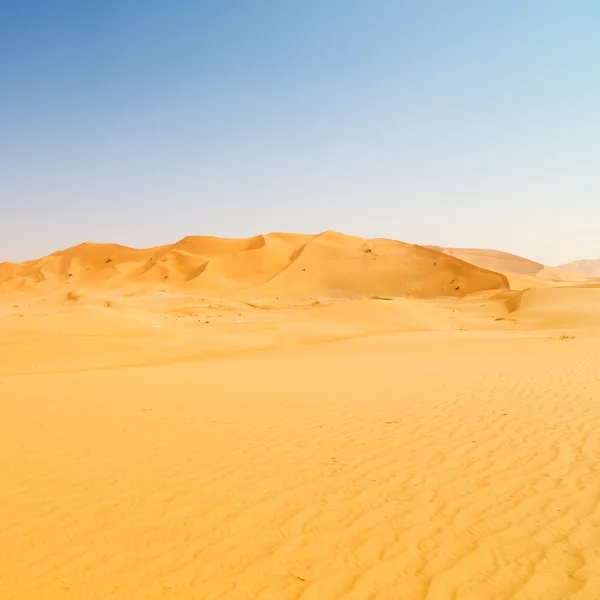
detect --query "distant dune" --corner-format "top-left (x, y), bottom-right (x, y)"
top-left (0, 230), bottom-right (509, 298)
top-left (557, 258), bottom-right (600, 278)
top-left (428, 245), bottom-right (590, 287)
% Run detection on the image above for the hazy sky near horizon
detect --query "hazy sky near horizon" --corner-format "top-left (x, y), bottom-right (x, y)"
top-left (1, 1), bottom-right (599, 265)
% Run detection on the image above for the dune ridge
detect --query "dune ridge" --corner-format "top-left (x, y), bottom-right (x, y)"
top-left (0, 231), bottom-right (508, 298)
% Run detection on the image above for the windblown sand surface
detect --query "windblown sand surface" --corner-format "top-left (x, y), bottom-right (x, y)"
top-left (2, 233), bottom-right (600, 599)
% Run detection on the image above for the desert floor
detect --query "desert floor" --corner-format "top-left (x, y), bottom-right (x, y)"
top-left (2, 286), bottom-right (600, 599)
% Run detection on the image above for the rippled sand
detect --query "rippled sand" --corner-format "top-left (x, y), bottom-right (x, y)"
top-left (2, 286), bottom-right (600, 599)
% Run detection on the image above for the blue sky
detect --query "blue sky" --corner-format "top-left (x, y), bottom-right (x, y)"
top-left (1, 1), bottom-right (598, 264)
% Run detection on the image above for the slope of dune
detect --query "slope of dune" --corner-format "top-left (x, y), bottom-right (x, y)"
top-left (0, 261), bottom-right (19, 281)
top-left (0, 231), bottom-right (509, 298)
top-left (558, 258), bottom-right (600, 278)
top-left (503, 284), bottom-right (600, 329)
top-left (501, 273), bottom-right (556, 290)
top-left (427, 246), bottom-right (544, 276)
top-left (536, 265), bottom-right (592, 282)
top-left (255, 231), bottom-right (509, 299)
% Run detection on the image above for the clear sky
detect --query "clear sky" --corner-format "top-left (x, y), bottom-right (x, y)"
top-left (1, 1), bottom-right (598, 265)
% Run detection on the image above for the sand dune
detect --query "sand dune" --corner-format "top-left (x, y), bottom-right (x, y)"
top-left (1, 231), bottom-right (508, 298)
top-left (427, 246), bottom-right (544, 276)
top-left (504, 284), bottom-right (600, 329)
top-left (2, 233), bottom-right (600, 599)
top-left (558, 258), bottom-right (600, 278)
top-left (428, 245), bottom-right (590, 286)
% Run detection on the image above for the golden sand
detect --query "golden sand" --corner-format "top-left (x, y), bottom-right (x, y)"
top-left (1, 233), bottom-right (599, 599)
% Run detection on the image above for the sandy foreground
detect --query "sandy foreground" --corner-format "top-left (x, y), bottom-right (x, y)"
top-left (2, 282), bottom-right (600, 600)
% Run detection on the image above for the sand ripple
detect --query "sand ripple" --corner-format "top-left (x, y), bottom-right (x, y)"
top-left (1, 335), bottom-right (600, 598)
